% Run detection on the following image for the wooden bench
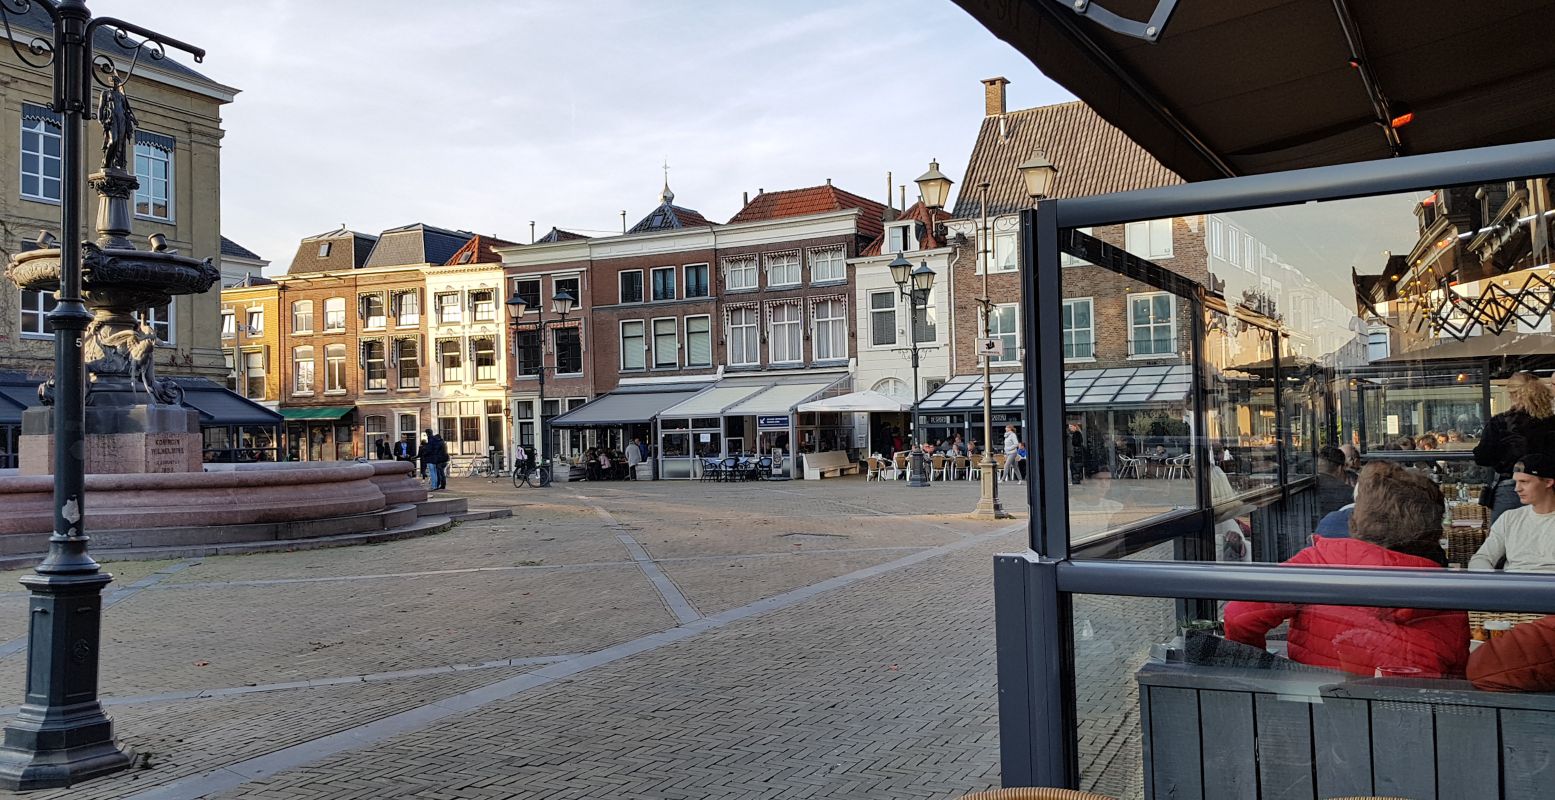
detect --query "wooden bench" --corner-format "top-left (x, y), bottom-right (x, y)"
top-left (1136, 661), bottom-right (1555, 799)
top-left (801, 450), bottom-right (858, 480)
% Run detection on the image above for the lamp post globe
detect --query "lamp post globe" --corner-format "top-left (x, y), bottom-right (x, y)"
top-left (1017, 150), bottom-right (1059, 200)
top-left (914, 159), bottom-right (954, 211)
top-left (911, 261), bottom-right (936, 293)
top-left (888, 253), bottom-right (912, 287)
top-left (505, 294), bottom-right (528, 318)
top-left (551, 288), bottom-right (576, 317)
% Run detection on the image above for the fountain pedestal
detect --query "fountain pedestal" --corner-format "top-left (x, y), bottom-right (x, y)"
top-left (18, 405), bottom-right (201, 475)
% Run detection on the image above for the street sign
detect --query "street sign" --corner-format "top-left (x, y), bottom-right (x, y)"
top-left (976, 337), bottom-right (1005, 358)
top-left (757, 415), bottom-right (789, 428)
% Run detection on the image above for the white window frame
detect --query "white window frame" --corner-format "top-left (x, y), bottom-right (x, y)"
top-left (19, 289), bottom-right (56, 338)
top-left (912, 288), bottom-right (936, 345)
top-left (221, 309), bottom-right (236, 339)
top-left (764, 251), bottom-right (801, 288)
top-left (396, 338), bottom-right (421, 390)
top-left (993, 230), bottom-right (1018, 272)
top-left (1125, 219), bottom-right (1174, 260)
top-left (292, 300), bottom-right (314, 333)
top-left (436, 292), bottom-right (462, 325)
top-left (619, 269), bottom-right (644, 304)
top-left (768, 302), bottom-right (803, 365)
top-left (724, 256), bottom-right (758, 291)
top-left (243, 349), bottom-right (265, 399)
top-left (133, 139), bottom-right (173, 221)
top-left (684, 263), bottom-right (710, 298)
top-left (324, 297), bottom-right (347, 331)
top-left (684, 314), bottom-right (712, 367)
top-left (437, 339), bottom-right (464, 383)
top-left (324, 343), bottom-right (347, 393)
top-left (1366, 326), bottom-right (1391, 362)
top-left (868, 290), bottom-right (897, 348)
top-left (140, 303), bottom-right (172, 344)
top-left (620, 320), bottom-right (646, 371)
top-left (984, 304), bottom-right (1020, 364)
top-left (808, 246), bottom-right (845, 283)
top-left (472, 336), bottom-right (497, 382)
top-left (885, 223), bottom-right (916, 254)
top-left (1128, 291), bottom-right (1177, 358)
top-left (1227, 226), bottom-right (1243, 267)
top-left (811, 298), bottom-right (847, 361)
top-left (1210, 217), bottom-right (1225, 260)
top-left (394, 290), bottom-right (420, 326)
top-left (20, 116), bottom-right (61, 203)
top-left (1059, 227), bottom-right (1094, 268)
top-left (727, 306), bottom-right (759, 366)
top-left (292, 345), bottom-right (315, 395)
top-left (650, 266), bottom-right (677, 302)
top-left (363, 339), bottom-right (388, 391)
top-left (360, 293), bottom-right (386, 329)
top-left (1061, 297), bottom-right (1095, 362)
top-left (245, 308), bottom-right (264, 337)
top-left (651, 317), bottom-right (678, 369)
top-left (317, 242), bottom-right (331, 258)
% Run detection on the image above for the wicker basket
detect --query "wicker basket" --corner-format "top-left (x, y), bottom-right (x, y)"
top-left (1443, 524), bottom-right (1487, 568)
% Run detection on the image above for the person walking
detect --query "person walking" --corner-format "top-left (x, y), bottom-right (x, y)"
top-left (1066, 423), bottom-right (1085, 485)
top-left (1476, 372), bottom-right (1555, 522)
top-left (625, 436), bottom-right (644, 480)
top-left (1003, 424), bottom-right (1021, 481)
top-left (418, 428), bottom-right (450, 491)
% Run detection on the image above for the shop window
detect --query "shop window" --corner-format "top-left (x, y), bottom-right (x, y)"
top-left (554, 327), bottom-right (582, 375)
top-left (621, 320), bottom-right (645, 371)
top-left (685, 315), bottom-right (712, 367)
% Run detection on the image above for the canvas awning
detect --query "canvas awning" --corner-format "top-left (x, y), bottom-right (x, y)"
top-left (917, 373), bottom-right (1026, 413)
top-left (178, 380), bottom-right (283, 427)
top-left (723, 377), bottom-right (845, 416)
top-left (278, 406), bottom-right (353, 421)
top-left (916, 365), bottom-right (1192, 413)
top-left (659, 373), bottom-right (851, 418)
top-left (796, 390), bottom-right (911, 413)
top-left (951, 0), bottom-right (1555, 180)
top-left (549, 382), bottom-right (713, 428)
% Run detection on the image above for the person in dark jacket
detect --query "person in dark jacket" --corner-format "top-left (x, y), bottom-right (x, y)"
top-left (1476, 371), bottom-right (1555, 522)
top-left (417, 429), bottom-right (450, 491)
top-left (1314, 446), bottom-right (1354, 518)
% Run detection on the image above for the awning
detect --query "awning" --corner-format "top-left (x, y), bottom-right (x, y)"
top-left (278, 406), bottom-right (353, 421)
top-left (0, 386), bottom-right (29, 426)
top-left (796, 390), bottom-right (911, 413)
top-left (917, 373), bottom-right (1025, 413)
top-left (659, 372), bottom-right (851, 418)
top-left (916, 365), bottom-right (1192, 413)
top-left (1379, 332), bottom-right (1555, 363)
top-left (723, 377), bottom-right (845, 416)
top-left (952, 1), bottom-right (1555, 180)
top-left (550, 382), bottom-right (713, 428)
top-left (178, 380), bottom-right (283, 427)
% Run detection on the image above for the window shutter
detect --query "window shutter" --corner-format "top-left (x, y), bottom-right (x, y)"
top-left (688, 322), bottom-right (711, 365)
top-left (1150, 220), bottom-right (1173, 258)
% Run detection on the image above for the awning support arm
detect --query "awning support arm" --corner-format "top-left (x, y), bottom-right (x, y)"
top-left (1063, 0), bottom-right (1178, 43)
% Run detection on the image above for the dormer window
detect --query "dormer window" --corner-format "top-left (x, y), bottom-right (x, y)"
top-left (886, 222), bottom-right (916, 254)
top-left (318, 242), bottom-right (331, 258)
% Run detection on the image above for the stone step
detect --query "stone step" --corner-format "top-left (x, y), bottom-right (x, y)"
top-left (416, 496), bottom-right (469, 517)
top-left (451, 508), bottom-right (513, 522)
top-left (0, 514), bottom-right (457, 572)
top-left (0, 504), bottom-right (420, 556)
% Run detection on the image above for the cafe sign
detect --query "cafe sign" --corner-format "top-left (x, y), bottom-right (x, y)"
top-left (757, 415), bottom-right (789, 428)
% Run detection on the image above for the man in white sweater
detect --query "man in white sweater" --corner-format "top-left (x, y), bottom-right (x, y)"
top-left (1470, 454), bottom-right (1555, 572)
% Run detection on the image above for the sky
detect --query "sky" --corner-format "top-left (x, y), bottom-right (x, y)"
top-left (92, 0), bottom-right (1072, 273)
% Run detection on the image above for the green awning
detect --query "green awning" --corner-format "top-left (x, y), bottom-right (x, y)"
top-left (278, 406), bottom-right (353, 421)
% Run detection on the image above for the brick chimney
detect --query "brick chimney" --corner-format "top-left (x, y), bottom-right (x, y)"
top-left (982, 77), bottom-right (1009, 116)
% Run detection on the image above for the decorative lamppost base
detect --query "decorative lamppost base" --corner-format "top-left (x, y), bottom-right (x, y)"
top-left (971, 466), bottom-right (1010, 519)
top-left (907, 450), bottom-right (930, 488)
top-left (0, 571), bottom-right (132, 791)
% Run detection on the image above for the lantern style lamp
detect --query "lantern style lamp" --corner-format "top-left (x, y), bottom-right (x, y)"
top-left (914, 159), bottom-right (954, 211)
top-left (1017, 150), bottom-right (1059, 201)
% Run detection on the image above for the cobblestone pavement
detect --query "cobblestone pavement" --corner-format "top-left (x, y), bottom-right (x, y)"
top-left (0, 475), bottom-right (1152, 800)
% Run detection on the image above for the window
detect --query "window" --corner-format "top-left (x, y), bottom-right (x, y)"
top-left (133, 138), bottom-right (172, 220)
top-left (514, 328), bottom-right (541, 377)
top-left (1228, 226), bottom-right (1243, 267)
top-left (620, 321), bottom-right (646, 371)
top-left (769, 303), bottom-right (802, 363)
top-left (993, 230), bottom-right (1018, 272)
top-left (1367, 326), bottom-right (1391, 362)
top-left (685, 264), bottom-right (709, 298)
top-left (473, 337), bottom-right (497, 381)
top-left (225, 351), bottom-right (237, 391)
top-left (728, 306), bottom-right (758, 365)
top-left (986, 304), bottom-right (1019, 363)
top-left (1062, 298), bottom-right (1094, 360)
top-left (1125, 219), bottom-right (1174, 259)
top-left (653, 318), bottom-right (678, 368)
top-left (221, 310), bottom-right (235, 339)
top-left (813, 299), bottom-right (847, 361)
top-left (554, 327), bottom-right (582, 374)
top-left (245, 309), bottom-right (263, 337)
top-left (20, 110), bottom-right (61, 202)
top-left (325, 344), bottom-right (347, 392)
top-left (244, 351), bottom-right (265, 399)
top-left (365, 416), bottom-right (389, 460)
top-left (913, 290), bottom-right (935, 344)
top-left (317, 242), bottom-right (331, 258)
top-left (1243, 234), bottom-right (1256, 272)
top-left (438, 339), bottom-right (463, 383)
top-left (685, 316), bottom-right (711, 367)
top-left (136, 303), bottom-right (171, 343)
top-left (361, 293), bottom-right (386, 328)
top-left (470, 289), bottom-right (496, 322)
top-left (886, 223), bottom-right (914, 254)
top-left (20, 289), bottom-right (55, 336)
top-left (436, 293), bottom-right (461, 324)
top-left (1129, 292), bottom-right (1176, 356)
top-left (553, 276), bottom-right (580, 307)
top-left (292, 300), bottom-right (314, 333)
top-left (512, 279), bottom-right (540, 309)
top-left (620, 270), bottom-right (644, 303)
top-left (393, 291), bottom-right (420, 326)
top-left (396, 338), bottom-right (420, 389)
top-left (869, 291), bottom-right (897, 347)
top-left (1060, 226), bottom-right (1094, 267)
top-left (363, 340), bottom-right (387, 390)
top-left (765, 251), bottom-right (800, 287)
top-left (1210, 217), bottom-right (1225, 259)
top-left (292, 346), bottom-right (314, 393)
top-left (809, 247), bottom-right (845, 283)
top-left (724, 256), bottom-right (757, 291)
top-left (651, 267), bottom-right (676, 301)
top-left (324, 297), bottom-right (346, 331)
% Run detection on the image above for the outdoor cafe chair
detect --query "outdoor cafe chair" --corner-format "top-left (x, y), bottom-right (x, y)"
top-left (959, 788), bottom-right (1117, 800)
top-left (720, 456), bottom-right (741, 482)
top-left (756, 456), bottom-right (774, 480)
top-left (993, 453), bottom-right (1007, 481)
top-left (1116, 455), bottom-right (1142, 479)
top-left (952, 455), bottom-right (969, 480)
top-left (893, 452), bottom-right (909, 480)
top-left (930, 454), bottom-right (947, 481)
top-left (1167, 453), bottom-right (1192, 479)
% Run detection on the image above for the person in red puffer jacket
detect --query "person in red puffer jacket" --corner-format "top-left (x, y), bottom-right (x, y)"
top-left (1226, 462), bottom-right (1470, 678)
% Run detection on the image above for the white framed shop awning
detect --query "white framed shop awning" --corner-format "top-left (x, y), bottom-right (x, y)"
top-left (549, 381), bottom-right (713, 428)
top-left (796, 390), bottom-right (910, 413)
top-left (658, 385), bottom-right (768, 418)
top-left (916, 365), bottom-right (1193, 413)
top-left (659, 372), bottom-right (850, 418)
top-left (724, 378), bottom-right (843, 416)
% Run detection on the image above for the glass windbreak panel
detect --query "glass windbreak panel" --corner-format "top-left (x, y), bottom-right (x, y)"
top-left (1059, 173), bottom-right (1555, 563)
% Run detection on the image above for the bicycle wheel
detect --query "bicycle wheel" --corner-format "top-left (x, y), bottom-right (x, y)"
top-left (528, 466), bottom-right (551, 488)
top-left (512, 466), bottom-right (526, 489)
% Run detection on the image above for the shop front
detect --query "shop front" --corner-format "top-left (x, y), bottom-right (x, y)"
top-left (280, 406), bottom-right (355, 462)
top-left (915, 372), bottom-right (1026, 454)
top-left (654, 371), bottom-right (852, 479)
top-left (548, 380), bottom-right (713, 477)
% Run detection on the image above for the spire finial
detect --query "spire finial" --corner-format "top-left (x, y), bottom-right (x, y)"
top-left (660, 158), bottom-right (674, 205)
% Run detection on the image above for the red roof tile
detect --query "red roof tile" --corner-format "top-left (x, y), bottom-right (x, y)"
top-left (859, 201), bottom-right (948, 257)
top-left (727, 183), bottom-right (887, 241)
top-left (441, 234), bottom-right (519, 266)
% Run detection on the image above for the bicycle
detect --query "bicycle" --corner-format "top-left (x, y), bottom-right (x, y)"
top-left (511, 459), bottom-right (552, 488)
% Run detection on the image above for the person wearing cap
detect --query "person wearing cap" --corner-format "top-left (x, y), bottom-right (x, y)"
top-left (1469, 453), bottom-right (1555, 573)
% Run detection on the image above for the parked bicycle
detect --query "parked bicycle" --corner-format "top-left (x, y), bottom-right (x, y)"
top-left (512, 459), bottom-right (551, 488)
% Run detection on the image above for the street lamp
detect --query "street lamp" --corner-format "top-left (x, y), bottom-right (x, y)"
top-left (507, 287), bottom-right (575, 485)
top-left (890, 253), bottom-right (936, 488)
top-left (1017, 150), bottom-right (1058, 201)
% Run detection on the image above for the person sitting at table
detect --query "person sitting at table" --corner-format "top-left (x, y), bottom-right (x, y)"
top-left (1225, 461), bottom-right (1469, 678)
top-left (597, 449), bottom-right (613, 480)
top-left (1470, 454), bottom-right (1555, 573)
top-left (584, 448), bottom-right (601, 481)
top-left (1467, 614), bottom-right (1555, 692)
top-left (1315, 446), bottom-right (1353, 518)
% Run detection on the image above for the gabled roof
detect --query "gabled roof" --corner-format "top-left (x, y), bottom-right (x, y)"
top-left (226, 273), bottom-right (275, 287)
top-left (442, 234), bottom-right (519, 266)
top-left (219, 236), bottom-right (263, 261)
top-left (949, 100), bottom-right (1180, 219)
top-left (728, 182), bottom-right (887, 241)
top-left (536, 227), bottom-right (590, 243)
top-left (362, 223), bottom-right (474, 269)
top-left (859, 201), bottom-right (946, 257)
top-left (627, 181), bottom-right (715, 234)
top-left (286, 226), bottom-right (380, 274)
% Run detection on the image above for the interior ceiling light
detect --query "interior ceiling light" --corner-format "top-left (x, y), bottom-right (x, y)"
top-left (1389, 105), bottom-right (1415, 129)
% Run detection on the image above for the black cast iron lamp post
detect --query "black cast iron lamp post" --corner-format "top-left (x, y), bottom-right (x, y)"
top-left (889, 254), bottom-right (936, 488)
top-left (506, 288), bottom-right (575, 485)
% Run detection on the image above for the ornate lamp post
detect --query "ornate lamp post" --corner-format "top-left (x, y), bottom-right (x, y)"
top-left (0, 1), bottom-right (205, 789)
top-left (506, 288), bottom-right (575, 485)
top-left (889, 254), bottom-right (936, 487)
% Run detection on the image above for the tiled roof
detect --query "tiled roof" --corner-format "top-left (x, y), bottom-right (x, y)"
top-left (536, 227), bottom-right (590, 243)
top-left (219, 236), bottom-right (263, 261)
top-left (727, 183), bottom-right (887, 241)
top-left (627, 203), bottom-right (715, 235)
top-left (442, 235), bottom-right (519, 266)
top-left (858, 201), bottom-right (947, 257)
top-left (949, 101), bottom-right (1181, 219)
top-left (226, 273), bottom-right (275, 287)
top-left (362, 223), bottom-right (474, 268)
top-left (286, 226), bottom-right (379, 275)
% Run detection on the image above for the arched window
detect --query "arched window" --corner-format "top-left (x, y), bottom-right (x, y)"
top-left (292, 300), bottom-right (313, 333)
top-left (324, 297), bottom-right (346, 331)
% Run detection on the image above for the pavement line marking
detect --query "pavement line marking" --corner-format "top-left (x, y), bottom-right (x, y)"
top-left (0, 559), bottom-right (197, 660)
top-left (120, 521), bottom-right (1025, 800)
top-left (580, 497), bottom-right (702, 625)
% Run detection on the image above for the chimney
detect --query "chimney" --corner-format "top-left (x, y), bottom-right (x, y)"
top-left (982, 76), bottom-right (1009, 117)
top-left (743, 190), bottom-right (749, 206)
top-left (883, 171), bottom-right (897, 222)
